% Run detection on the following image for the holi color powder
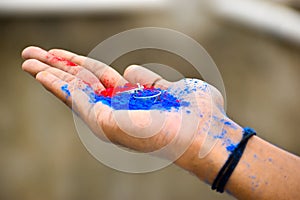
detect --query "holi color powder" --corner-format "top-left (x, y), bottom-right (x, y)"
top-left (62, 83), bottom-right (190, 111)
top-left (89, 85), bottom-right (190, 111)
top-left (61, 84), bottom-right (71, 98)
top-left (47, 53), bottom-right (77, 66)
top-left (213, 128), bottom-right (226, 139)
top-left (222, 137), bottom-right (238, 153)
top-left (212, 128), bottom-right (238, 153)
top-left (226, 143), bottom-right (237, 153)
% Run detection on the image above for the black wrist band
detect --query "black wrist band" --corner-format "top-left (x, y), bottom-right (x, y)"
top-left (211, 127), bottom-right (256, 193)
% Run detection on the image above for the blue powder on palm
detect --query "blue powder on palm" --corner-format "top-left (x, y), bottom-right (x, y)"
top-left (61, 84), bottom-right (70, 98)
top-left (88, 86), bottom-right (190, 111)
top-left (60, 83), bottom-right (190, 111)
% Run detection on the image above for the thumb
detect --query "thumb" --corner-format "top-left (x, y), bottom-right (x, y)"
top-left (123, 65), bottom-right (172, 88)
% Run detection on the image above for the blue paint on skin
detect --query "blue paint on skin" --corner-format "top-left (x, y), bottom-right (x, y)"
top-left (208, 115), bottom-right (239, 153)
top-left (251, 180), bottom-right (260, 191)
top-left (249, 175), bottom-right (256, 179)
top-left (224, 120), bottom-right (238, 130)
top-left (214, 129), bottom-right (227, 139)
top-left (221, 129), bottom-right (227, 138)
top-left (212, 115), bottom-right (219, 121)
top-left (211, 115), bottom-right (238, 131)
top-left (212, 127), bottom-right (239, 153)
top-left (268, 158), bottom-right (273, 162)
top-left (185, 79), bottom-right (208, 92)
top-left (220, 136), bottom-right (238, 153)
top-left (254, 154), bottom-right (258, 159)
top-left (180, 101), bottom-right (190, 107)
top-left (82, 85), bottom-right (190, 111)
top-left (202, 122), bottom-right (210, 132)
top-left (61, 84), bottom-right (70, 98)
top-left (224, 121), bottom-right (231, 126)
top-left (199, 82), bottom-right (208, 92)
top-left (243, 161), bottom-right (250, 168)
top-left (226, 143), bottom-right (237, 152)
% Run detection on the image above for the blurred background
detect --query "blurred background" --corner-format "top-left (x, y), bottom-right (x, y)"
top-left (0, 0), bottom-right (299, 199)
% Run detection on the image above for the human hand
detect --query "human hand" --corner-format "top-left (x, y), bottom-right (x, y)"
top-left (21, 46), bottom-right (243, 177)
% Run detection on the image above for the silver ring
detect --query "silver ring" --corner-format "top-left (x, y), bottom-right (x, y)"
top-left (132, 91), bottom-right (161, 102)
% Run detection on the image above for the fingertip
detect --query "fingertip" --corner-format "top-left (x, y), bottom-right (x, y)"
top-left (123, 64), bottom-right (140, 78)
top-left (21, 59), bottom-right (37, 71)
top-left (21, 59), bottom-right (30, 71)
top-left (36, 71), bottom-right (49, 81)
top-left (21, 59), bottom-right (29, 71)
top-left (21, 46), bottom-right (44, 59)
top-left (21, 46), bottom-right (30, 59)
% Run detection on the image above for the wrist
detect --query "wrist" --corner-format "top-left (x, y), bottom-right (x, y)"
top-left (175, 118), bottom-right (244, 184)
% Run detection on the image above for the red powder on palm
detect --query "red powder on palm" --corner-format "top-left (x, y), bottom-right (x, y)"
top-left (96, 83), bottom-right (154, 97)
top-left (46, 53), bottom-right (77, 66)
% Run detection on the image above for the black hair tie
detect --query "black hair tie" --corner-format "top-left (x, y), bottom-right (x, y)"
top-left (212, 127), bottom-right (256, 193)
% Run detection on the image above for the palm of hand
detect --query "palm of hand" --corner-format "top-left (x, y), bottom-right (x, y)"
top-left (22, 46), bottom-right (226, 160)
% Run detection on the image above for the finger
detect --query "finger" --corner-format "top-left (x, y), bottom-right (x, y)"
top-left (48, 48), bottom-right (128, 88)
top-left (22, 46), bottom-right (79, 69)
top-left (22, 46), bottom-right (46, 60)
top-left (22, 59), bottom-right (48, 77)
top-left (35, 71), bottom-right (73, 107)
top-left (22, 59), bottom-right (77, 83)
top-left (123, 65), bottom-right (172, 88)
top-left (22, 59), bottom-right (99, 96)
top-left (22, 46), bottom-right (104, 92)
top-left (36, 71), bottom-right (99, 122)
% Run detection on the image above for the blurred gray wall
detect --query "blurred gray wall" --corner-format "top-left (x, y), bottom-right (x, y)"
top-left (0, 2), bottom-right (299, 200)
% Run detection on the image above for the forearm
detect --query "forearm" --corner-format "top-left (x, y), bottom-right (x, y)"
top-left (228, 136), bottom-right (300, 199)
top-left (176, 120), bottom-right (300, 199)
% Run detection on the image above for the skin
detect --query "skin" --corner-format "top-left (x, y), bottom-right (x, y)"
top-left (22, 46), bottom-right (300, 200)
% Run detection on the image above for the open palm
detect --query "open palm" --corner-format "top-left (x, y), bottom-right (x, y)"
top-left (22, 46), bottom-right (233, 166)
